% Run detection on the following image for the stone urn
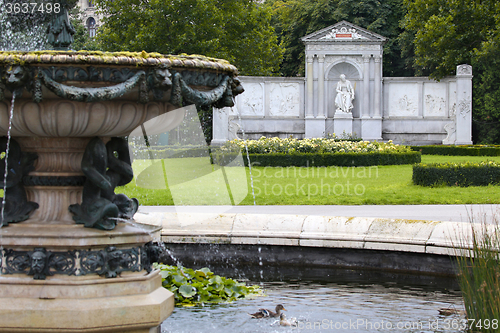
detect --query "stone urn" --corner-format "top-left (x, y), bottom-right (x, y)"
top-left (0, 51), bottom-right (241, 332)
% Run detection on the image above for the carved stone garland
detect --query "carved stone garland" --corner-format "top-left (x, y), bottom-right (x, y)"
top-left (0, 65), bottom-right (244, 108)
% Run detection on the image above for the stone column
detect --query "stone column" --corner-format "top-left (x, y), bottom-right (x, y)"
top-left (305, 55), bottom-right (325, 137)
top-left (305, 55), bottom-right (314, 118)
top-left (362, 55), bottom-right (371, 118)
top-left (361, 55), bottom-right (383, 141)
top-left (455, 64), bottom-right (473, 144)
top-left (373, 55), bottom-right (382, 118)
top-left (317, 55), bottom-right (326, 118)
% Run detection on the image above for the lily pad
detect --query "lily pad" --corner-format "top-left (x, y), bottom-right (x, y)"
top-left (179, 284), bottom-right (196, 298)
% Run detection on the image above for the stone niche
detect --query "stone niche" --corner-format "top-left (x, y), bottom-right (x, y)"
top-left (301, 20), bottom-right (386, 140)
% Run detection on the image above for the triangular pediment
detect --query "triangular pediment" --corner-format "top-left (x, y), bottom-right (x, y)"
top-left (301, 21), bottom-right (387, 44)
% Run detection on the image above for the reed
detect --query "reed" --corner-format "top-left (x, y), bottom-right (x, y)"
top-left (455, 217), bottom-right (500, 332)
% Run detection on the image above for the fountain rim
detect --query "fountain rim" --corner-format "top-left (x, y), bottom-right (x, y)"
top-left (0, 50), bottom-right (238, 73)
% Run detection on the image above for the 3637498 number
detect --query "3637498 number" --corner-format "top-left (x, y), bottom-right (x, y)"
top-left (443, 318), bottom-right (499, 330)
top-left (4, 2), bottom-right (61, 14)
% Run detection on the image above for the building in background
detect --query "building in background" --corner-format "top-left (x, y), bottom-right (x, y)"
top-left (77, 0), bottom-right (101, 37)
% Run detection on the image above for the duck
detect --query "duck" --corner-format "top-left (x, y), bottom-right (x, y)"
top-left (279, 313), bottom-right (298, 327)
top-left (249, 304), bottom-right (286, 318)
top-left (438, 307), bottom-right (465, 316)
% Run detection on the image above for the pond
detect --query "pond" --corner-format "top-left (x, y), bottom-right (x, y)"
top-left (161, 268), bottom-right (465, 333)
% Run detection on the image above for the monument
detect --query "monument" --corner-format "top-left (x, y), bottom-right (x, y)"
top-left (214, 21), bottom-right (473, 145)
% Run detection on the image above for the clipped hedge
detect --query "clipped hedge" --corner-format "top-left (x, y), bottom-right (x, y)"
top-left (133, 147), bottom-right (210, 159)
top-left (134, 148), bottom-right (421, 167)
top-left (411, 145), bottom-right (500, 156)
top-left (242, 151), bottom-right (421, 167)
top-left (412, 161), bottom-right (500, 187)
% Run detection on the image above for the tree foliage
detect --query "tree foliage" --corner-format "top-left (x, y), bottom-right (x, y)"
top-left (404, 0), bottom-right (500, 143)
top-left (93, 0), bottom-right (283, 76)
top-left (265, 0), bottom-right (411, 77)
top-left (70, 7), bottom-right (99, 51)
top-left (403, 0), bottom-right (499, 79)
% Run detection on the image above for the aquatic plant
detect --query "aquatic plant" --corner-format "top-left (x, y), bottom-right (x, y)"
top-left (154, 263), bottom-right (261, 306)
top-left (455, 218), bottom-right (500, 332)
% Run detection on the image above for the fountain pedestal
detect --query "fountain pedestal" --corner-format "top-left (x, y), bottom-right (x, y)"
top-left (0, 222), bottom-right (173, 332)
top-left (0, 217), bottom-right (174, 332)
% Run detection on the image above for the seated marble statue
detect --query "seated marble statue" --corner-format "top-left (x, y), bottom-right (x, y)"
top-left (335, 74), bottom-right (355, 113)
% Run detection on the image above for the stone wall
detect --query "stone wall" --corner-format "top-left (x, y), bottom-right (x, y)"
top-left (382, 77), bottom-right (456, 144)
top-left (212, 76), bottom-right (306, 144)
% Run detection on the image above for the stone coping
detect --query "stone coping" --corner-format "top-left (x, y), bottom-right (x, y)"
top-left (134, 212), bottom-right (498, 257)
top-left (0, 51), bottom-right (238, 73)
top-left (0, 222), bottom-right (162, 248)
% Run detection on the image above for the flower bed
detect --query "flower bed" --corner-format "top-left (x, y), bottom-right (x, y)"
top-left (229, 137), bottom-right (410, 154)
top-left (217, 137), bottom-right (420, 167)
top-left (412, 161), bottom-right (500, 187)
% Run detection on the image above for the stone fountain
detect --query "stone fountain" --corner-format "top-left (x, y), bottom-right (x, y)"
top-left (0, 9), bottom-right (242, 332)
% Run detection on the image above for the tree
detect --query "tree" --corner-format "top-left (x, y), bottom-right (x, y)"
top-left (404, 0), bottom-right (500, 143)
top-left (403, 0), bottom-right (498, 78)
top-left (93, 0), bottom-right (283, 76)
top-left (70, 7), bottom-right (100, 51)
top-left (265, 0), bottom-right (412, 77)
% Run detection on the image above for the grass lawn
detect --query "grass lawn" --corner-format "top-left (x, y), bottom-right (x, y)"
top-left (118, 155), bottom-right (500, 205)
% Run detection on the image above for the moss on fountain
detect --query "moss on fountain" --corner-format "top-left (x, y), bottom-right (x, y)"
top-left (0, 50), bottom-right (238, 73)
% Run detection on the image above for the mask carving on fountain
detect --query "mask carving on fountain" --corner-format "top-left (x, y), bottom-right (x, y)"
top-left (147, 66), bottom-right (173, 100)
top-left (142, 242), bottom-right (164, 273)
top-left (28, 248), bottom-right (49, 280)
top-left (0, 65), bottom-right (31, 98)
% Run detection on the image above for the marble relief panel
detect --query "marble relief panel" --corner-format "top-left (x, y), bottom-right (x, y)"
top-left (269, 83), bottom-right (300, 117)
top-left (240, 82), bottom-right (264, 116)
top-left (447, 81), bottom-right (457, 118)
top-left (387, 84), bottom-right (419, 117)
top-left (423, 82), bottom-right (447, 117)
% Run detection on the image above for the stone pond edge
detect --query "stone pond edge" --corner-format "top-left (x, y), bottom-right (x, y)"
top-left (134, 212), bottom-right (493, 258)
